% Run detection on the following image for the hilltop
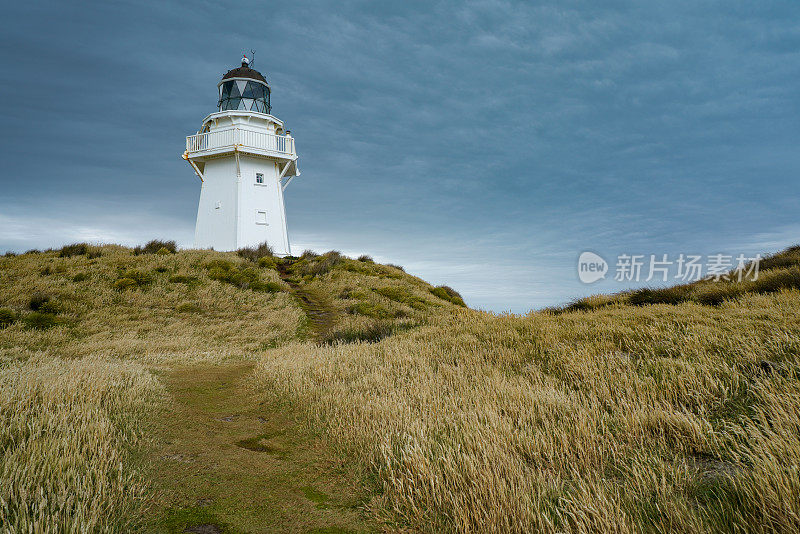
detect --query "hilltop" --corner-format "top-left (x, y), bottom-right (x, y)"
top-left (1, 243), bottom-right (799, 533)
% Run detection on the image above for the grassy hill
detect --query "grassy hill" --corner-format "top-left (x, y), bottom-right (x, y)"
top-left (1, 243), bottom-right (799, 533)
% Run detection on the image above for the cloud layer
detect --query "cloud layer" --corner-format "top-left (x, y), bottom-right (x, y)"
top-left (2, 1), bottom-right (799, 311)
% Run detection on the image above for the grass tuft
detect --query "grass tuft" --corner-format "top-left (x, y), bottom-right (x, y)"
top-left (430, 285), bottom-right (466, 307)
top-left (206, 260), bottom-right (282, 292)
top-left (626, 285), bottom-right (691, 306)
top-left (134, 240), bottom-right (177, 255)
top-left (258, 256), bottom-right (278, 269)
top-left (375, 286), bottom-right (428, 309)
top-left (0, 307), bottom-right (16, 328)
top-left (237, 242), bottom-right (274, 262)
top-left (114, 269), bottom-right (153, 291)
top-left (295, 251), bottom-right (345, 278)
top-left (21, 311), bottom-right (59, 329)
top-left (28, 292), bottom-right (52, 311)
top-left (321, 321), bottom-right (396, 345)
top-left (59, 242), bottom-right (101, 258)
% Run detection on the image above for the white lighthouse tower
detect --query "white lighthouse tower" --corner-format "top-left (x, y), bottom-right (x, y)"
top-left (183, 55), bottom-right (299, 255)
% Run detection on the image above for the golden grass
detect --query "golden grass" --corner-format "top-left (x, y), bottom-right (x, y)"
top-left (0, 247), bottom-right (304, 363)
top-left (251, 291), bottom-right (800, 532)
top-left (0, 356), bottom-right (162, 532)
top-left (0, 246), bottom-right (308, 532)
top-left (2, 244), bottom-right (800, 532)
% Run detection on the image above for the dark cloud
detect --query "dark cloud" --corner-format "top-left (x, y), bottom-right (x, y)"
top-left (1, 0), bottom-right (799, 311)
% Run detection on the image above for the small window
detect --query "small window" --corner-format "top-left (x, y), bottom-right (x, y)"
top-left (255, 173), bottom-right (264, 184)
top-left (255, 210), bottom-right (268, 225)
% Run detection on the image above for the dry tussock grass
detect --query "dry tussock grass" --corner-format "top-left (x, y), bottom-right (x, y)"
top-left (0, 245), bottom-right (307, 531)
top-left (3, 245), bottom-right (800, 532)
top-left (0, 246), bottom-right (303, 362)
top-left (252, 291), bottom-right (800, 532)
top-left (0, 356), bottom-right (162, 532)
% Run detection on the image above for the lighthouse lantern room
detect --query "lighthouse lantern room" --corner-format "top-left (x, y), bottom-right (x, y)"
top-left (183, 55), bottom-right (299, 255)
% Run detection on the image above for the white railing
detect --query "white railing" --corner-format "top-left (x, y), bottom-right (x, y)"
top-left (186, 128), bottom-right (295, 157)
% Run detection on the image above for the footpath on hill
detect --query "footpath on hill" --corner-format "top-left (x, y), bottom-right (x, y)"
top-left (145, 280), bottom-right (375, 534)
top-left (275, 262), bottom-right (338, 343)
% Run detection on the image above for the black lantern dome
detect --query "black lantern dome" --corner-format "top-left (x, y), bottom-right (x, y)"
top-left (218, 57), bottom-right (271, 114)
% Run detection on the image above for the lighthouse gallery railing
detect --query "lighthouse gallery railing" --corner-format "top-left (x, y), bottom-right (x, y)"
top-left (186, 128), bottom-right (295, 157)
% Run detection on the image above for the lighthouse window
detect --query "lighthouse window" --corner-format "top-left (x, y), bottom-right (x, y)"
top-left (255, 210), bottom-right (268, 225)
top-left (218, 80), bottom-right (271, 113)
top-left (256, 173), bottom-right (264, 184)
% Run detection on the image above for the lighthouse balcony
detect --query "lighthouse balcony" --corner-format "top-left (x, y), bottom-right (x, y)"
top-left (185, 127), bottom-right (296, 161)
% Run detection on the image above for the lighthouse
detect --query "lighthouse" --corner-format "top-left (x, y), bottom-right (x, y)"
top-left (183, 55), bottom-right (299, 255)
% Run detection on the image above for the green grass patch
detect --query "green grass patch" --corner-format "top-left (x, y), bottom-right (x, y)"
top-left (237, 242), bottom-right (274, 263)
top-left (59, 242), bottom-right (101, 258)
top-left (21, 312), bottom-right (59, 330)
top-left (159, 506), bottom-right (232, 534)
top-left (292, 251), bottom-right (344, 277)
top-left (114, 269), bottom-right (153, 291)
top-left (134, 239), bottom-right (177, 255)
top-left (758, 245), bottom-right (800, 272)
top-left (626, 286), bottom-right (691, 306)
top-left (0, 308), bottom-right (16, 328)
top-left (206, 260), bottom-right (281, 292)
top-left (346, 301), bottom-right (398, 319)
top-left (374, 286), bottom-right (429, 309)
top-left (29, 292), bottom-right (54, 312)
top-left (258, 256), bottom-right (278, 269)
top-left (301, 486), bottom-right (331, 509)
top-left (429, 285), bottom-right (466, 307)
top-left (235, 433), bottom-right (287, 456)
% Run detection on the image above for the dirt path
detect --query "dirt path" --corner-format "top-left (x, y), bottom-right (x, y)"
top-left (276, 264), bottom-right (338, 343)
top-left (146, 362), bottom-right (375, 533)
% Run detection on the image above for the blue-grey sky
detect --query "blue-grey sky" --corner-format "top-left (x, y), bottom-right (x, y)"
top-left (1, 1), bottom-right (799, 311)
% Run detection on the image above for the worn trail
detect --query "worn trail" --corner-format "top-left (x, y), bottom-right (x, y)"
top-left (276, 264), bottom-right (338, 342)
top-left (146, 362), bottom-right (374, 533)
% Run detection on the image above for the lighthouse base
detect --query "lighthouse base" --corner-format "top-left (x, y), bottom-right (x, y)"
top-left (194, 154), bottom-right (291, 255)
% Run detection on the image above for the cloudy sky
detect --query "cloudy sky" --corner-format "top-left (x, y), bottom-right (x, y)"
top-left (1, 1), bottom-right (799, 311)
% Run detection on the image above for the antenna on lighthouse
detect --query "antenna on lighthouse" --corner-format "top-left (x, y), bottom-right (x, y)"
top-left (249, 49), bottom-right (256, 68)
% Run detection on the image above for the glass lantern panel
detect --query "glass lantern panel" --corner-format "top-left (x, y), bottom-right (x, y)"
top-left (220, 81), bottom-right (234, 99)
top-left (229, 82), bottom-right (241, 99)
top-left (242, 81), bottom-right (255, 99)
